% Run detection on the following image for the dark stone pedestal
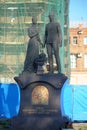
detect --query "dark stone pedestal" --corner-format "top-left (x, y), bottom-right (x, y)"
top-left (10, 117), bottom-right (65, 130)
top-left (9, 73), bottom-right (68, 130)
top-left (14, 72), bottom-right (67, 89)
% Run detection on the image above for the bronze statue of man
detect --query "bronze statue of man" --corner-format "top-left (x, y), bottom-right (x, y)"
top-left (44, 13), bottom-right (62, 73)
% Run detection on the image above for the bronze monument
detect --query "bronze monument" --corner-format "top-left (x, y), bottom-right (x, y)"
top-left (44, 13), bottom-right (62, 73)
top-left (13, 15), bottom-right (68, 130)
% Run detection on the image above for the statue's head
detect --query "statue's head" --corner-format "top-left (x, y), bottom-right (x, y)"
top-left (32, 17), bottom-right (37, 24)
top-left (48, 12), bottom-right (54, 22)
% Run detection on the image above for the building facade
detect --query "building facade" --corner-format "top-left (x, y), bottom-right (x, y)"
top-left (70, 22), bottom-right (87, 84)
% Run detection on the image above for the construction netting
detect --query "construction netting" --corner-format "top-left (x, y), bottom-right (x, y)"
top-left (0, 0), bottom-right (70, 83)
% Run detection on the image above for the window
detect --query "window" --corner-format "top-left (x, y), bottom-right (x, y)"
top-left (70, 54), bottom-right (77, 68)
top-left (84, 36), bottom-right (87, 45)
top-left (73, 36), bottom-right (77, 45)
top-left (84, 54), bottom-right (87, 68)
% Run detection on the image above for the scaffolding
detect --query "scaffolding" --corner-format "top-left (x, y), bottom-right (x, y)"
top-left (0, 0), bottom-right (70, 82)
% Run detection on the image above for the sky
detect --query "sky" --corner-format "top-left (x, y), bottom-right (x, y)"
top-left (69, 0), bottom-right (87, 22)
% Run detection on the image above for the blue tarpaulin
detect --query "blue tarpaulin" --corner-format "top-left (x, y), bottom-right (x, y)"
top-left (0, 80), bottom-right (87, 122)
top-left (0, 83), bottom-right (20, 119)
top-left (61, 80), bottom-right (87, 121)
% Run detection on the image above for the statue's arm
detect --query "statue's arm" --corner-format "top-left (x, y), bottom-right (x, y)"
top-left (57, 23), bottom-right (62, 47)
top-left (44, 25), bottom-right (48, 47)
top-left (28, 27), bottom-right (38, 38)
top-left (37, 34), bottom-right (43, 46)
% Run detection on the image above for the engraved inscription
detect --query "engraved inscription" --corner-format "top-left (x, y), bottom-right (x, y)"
top-left (23, 108), bottom-right (58, 115)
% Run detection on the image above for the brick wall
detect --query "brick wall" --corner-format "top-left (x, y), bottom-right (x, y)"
top-left (70, 23), bottom-right (87, 84)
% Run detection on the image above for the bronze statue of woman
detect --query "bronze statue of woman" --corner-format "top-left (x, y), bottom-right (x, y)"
top-left (23, 17), bottom-right (43, 73)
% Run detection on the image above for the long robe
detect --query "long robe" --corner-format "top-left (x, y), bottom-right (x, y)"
top-left (24, 25), bottom-right (41, 73)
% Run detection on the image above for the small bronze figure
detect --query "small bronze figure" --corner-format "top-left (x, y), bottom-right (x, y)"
top-left (23, 16), bottom-right (43, 73)
top-left (44, 13), bottom-right (62, 73)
